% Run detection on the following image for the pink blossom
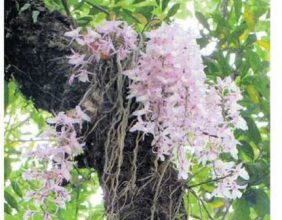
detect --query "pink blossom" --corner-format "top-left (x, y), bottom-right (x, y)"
top-left (23, 104), bottom-right (89, 218)
top-left (117, 47), bottom-right (131, 61)
top-left (68, 74), bottom-right (75, 85)
top-left (25, 191), bottom-right (37, 201)
top-left (96, 20), bottom-right (123, 34)
top-left (55, 198), bottom-right (66, 209)
top-left (67, 49), bottom-right (86, 68)
top-left (23, 210), bottom-right (35, 220)
top-left (46, 111), bottom-right (79, 126)
top-left (230, 181), bottom-right (247, 199)
top-left (121, 23), bottom-right (138, 50)
top-left (83, 27), bottom-right (100, 45)
top-left (68, 131), bottom-right (84, 155)
top-left (232, 163), bottom-right (249, 180)
top-left (44, 212), bottom-right (52, 220)
top-left (99, 39), bottom-right (115, 57)
top-left (64, 27), bottom-right (82, 43)
top-left (129, 116), bottom-right (156, 136)
top-left (76, 105), bottom-right (91, 122)
top-left (23, 170), bottom-right (42, 181)
top-left (212, 181), bottom-right (232, 198)
top-left (122, 22), bottom-right (248, 191)
top-left (77, 69), bottom-right (90, 83)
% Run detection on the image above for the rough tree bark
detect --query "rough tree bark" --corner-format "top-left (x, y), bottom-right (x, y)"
top-left (5, 0), bottom-right (187, 219)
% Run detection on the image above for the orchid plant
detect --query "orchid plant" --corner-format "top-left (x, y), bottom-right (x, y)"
top-left (23, 20), bottom-right (249, 219)
top-left (23, 107), bottom-right (90, 219)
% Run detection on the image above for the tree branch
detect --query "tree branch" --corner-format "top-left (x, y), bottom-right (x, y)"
top-left (221, 201), bottom-right (233, 220)
top-left (187, 172), bottom-right (233, 189)
top-left (61, 0), bottom-right (76, 27)
top-left (85, 1), bottom-right (109, 15)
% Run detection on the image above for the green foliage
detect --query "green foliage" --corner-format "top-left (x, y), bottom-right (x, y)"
top-left (195, 11), bottom-right (210, 31)
top-left (165, 3), bottom-right (179, 20)
top-left (234, 198), bottom-right (251, 220)
top-left (11, 181), bottom-right (23, 198)
top-left (239, 140), bottom-right (254, 161)
top-left (192, 0), bottom-right (270, 219)
top-left (43, 0), bottom-right (184, 31)
top-left (4, 190), bottom-right (19, 211)
top-left (18, 3), bottom-right (31, 14)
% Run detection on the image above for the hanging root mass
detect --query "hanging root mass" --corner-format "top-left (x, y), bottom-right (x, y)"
top-left (77, 49), bottom-right (186, 220)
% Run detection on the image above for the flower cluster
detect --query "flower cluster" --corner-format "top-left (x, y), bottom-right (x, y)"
top-left (123, 23), bottom-right (249, 198)
top-left (212, 160), bottom-right (249, 199)
top-left (64, 21), bottom-right (138, 84)
top-left (22, 106), bottom-right (90, 220)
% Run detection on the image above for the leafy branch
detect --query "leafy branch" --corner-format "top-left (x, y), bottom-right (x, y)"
top-left (85, 1), bottom-right (110, 16)
top-left (187, 172), bottom-right (233, 189)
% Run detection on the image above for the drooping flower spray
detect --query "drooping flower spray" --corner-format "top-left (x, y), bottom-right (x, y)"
top-left (123, 23), bottom-right (249, 198)
top-left (23, 107), bottom-right (90, 219)
top-left (23, 20), bottom-right (249, 219)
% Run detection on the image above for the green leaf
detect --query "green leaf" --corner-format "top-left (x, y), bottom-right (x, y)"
top-left (261, 140), bottom-right (270, 158)
top-left (11, 181), bottom-right (23, 198)
top-left (195, 11), bottom-right (210, 31)
top-left (4, 82), bottom-right (9, 114)
top-left (121, 9), bottom-right (140, 25)
top-left (243, 117), bottom-right (262, 145)
top-left (32, 10), bottom-right (40, 23)
top-left (19, 3), bottom-right (31, 14)
top-left (252, 189), bottom-right (270, 217)
top-left (156, 0), bottom-right (160, 6)
top-left (4, 191), bottom-right (18, 211)
top-left (244, 6), bottom-right (255, 31)
top-left (15, 0), bottom-right (20, 11)
top-left (135, 6), bottom-right (154, 20)
top-left (133, 0), bottom-right (147, 4)
top-left (75, 185), bottom-right (81, 219)
top-left (247, 51), bottom-right (262, 73)
top-left (245, 161), bottom-right (269, 187)
top-left (233, 198), bottom-right (250, 220)
top-left (234, 0), bottom-right (242, 21)
top-left (253, 75), bottom-right (270, 101)
top-left (32, 114), bottom-right (45, 128)
top-left (77, 16), bottom-right (93, 26)
top-left (216, 51), bottom-right (231, 76)
top-left (240, 141), bottom-right (254, 160)
top-left (4, 157), bottom-right (11, 181)
top-left (89, 7), bottom-right (102, 16)
top-left (133, 13), bottom-right (148, 25)
top-left (244, 34), bottom-right (257, 47)
top-left (197, 36), bottom-right (209, 48)
top-left (86, 203), bottom-right (105, 220)
top-left (162, 0), bottom-right (170, 11)
top-left (73, 0), bottom-right (86, 11)
top-left (166, 3), bottom-right (180, 19)
top-left (247, 85), bottom-right (260, 104)
top-left (4, 203), bottom-right (12, 215)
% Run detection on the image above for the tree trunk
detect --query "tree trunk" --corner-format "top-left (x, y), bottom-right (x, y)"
top-left (5, 1), bottom-right (186, 219)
